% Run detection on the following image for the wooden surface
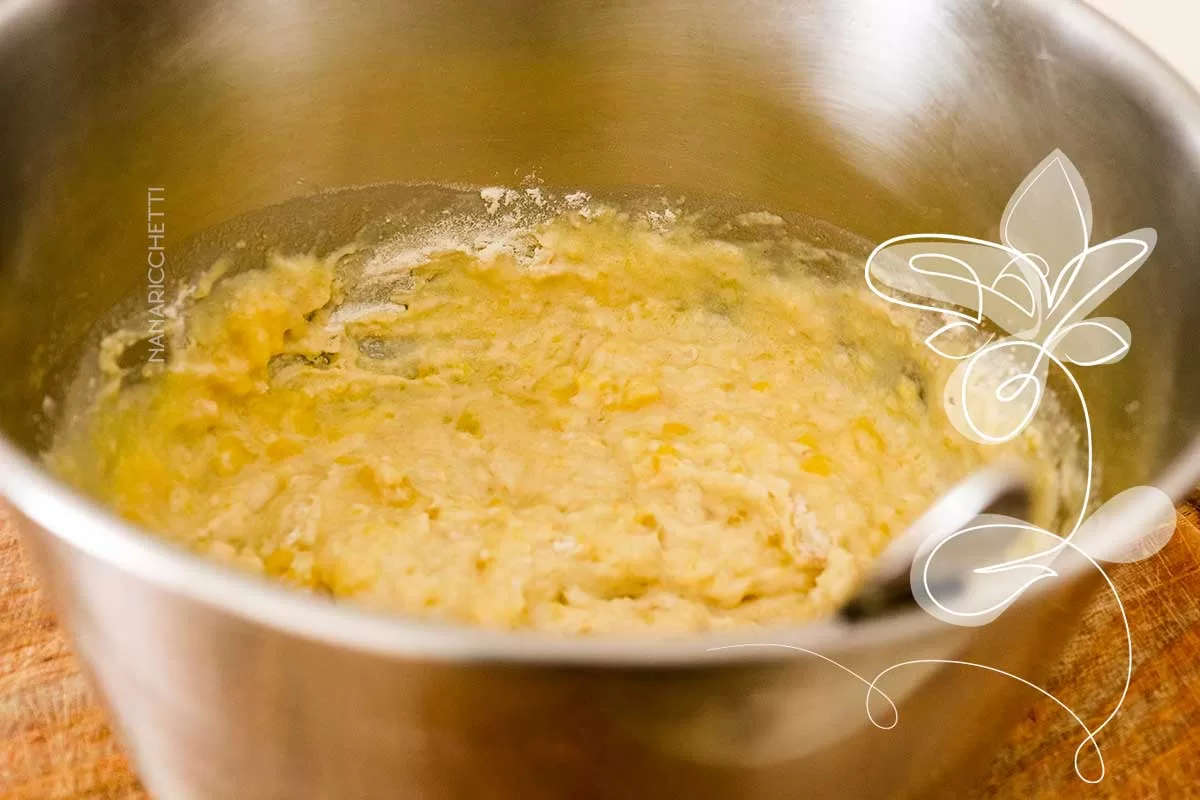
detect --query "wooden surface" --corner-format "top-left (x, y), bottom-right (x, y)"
top-left (2, 500), bottom-right (1199, 799)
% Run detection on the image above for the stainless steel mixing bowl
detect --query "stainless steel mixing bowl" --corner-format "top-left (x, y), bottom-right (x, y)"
top-left (3, 1), bottom-right (1200, 797)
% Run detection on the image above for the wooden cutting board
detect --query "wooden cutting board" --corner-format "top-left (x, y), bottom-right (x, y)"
top-left (3, 499), bottom-right (1199, 799)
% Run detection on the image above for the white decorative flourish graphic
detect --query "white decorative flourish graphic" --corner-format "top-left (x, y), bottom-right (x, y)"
top-left (713, 151), bottom-right (1178, 784)
top-left (865, 151), bottom-right (1155, 449)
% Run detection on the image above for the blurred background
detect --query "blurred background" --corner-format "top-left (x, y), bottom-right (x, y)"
top-left (1087, 0), bottom-right (1200, 85)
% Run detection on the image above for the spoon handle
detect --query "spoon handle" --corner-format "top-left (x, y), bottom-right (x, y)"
top-left (838, 467), bottom-right (1032, 621)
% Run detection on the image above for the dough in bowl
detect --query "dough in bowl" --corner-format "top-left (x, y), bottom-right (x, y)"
top-left (46, 196), bottom-right (1081, 634)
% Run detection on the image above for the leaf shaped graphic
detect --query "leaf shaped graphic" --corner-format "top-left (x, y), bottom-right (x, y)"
top-left (973, 560), bottom-right (1058, 579)
top-left (911, 514), bottom-right (1059, 628)
top-left (1001, 150), bottom-right (1093, 285)
top-left (866, 236), bottom-right (1041, 337)
top-left (1071, 485), bottom-right (1177, 564)
top-left (1050, 318), bottom-right (1131, 367)
top-left (943, 338), bottom-right (1047, 444)
top-left (924, 320), bottom-right (991, 360)
top-left (992, 268), bottom-right (1038, 321)
top-left (1044, 229), bottom-right (1157, 330)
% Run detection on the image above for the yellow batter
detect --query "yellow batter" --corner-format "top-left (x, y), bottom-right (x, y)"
top-left (47, 204), bottom-right (1073, 633)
